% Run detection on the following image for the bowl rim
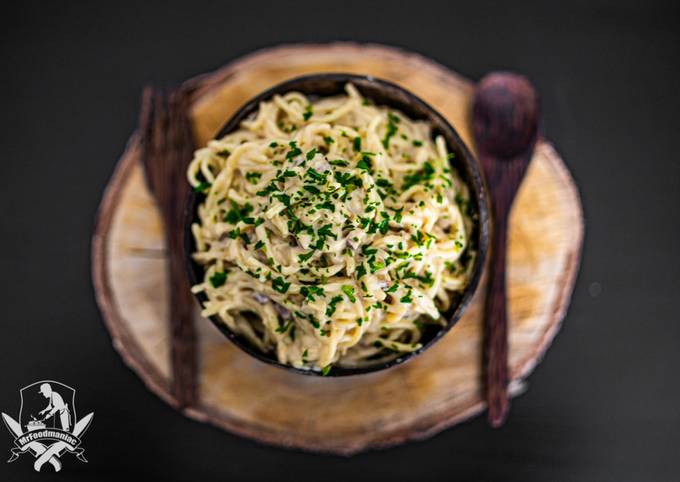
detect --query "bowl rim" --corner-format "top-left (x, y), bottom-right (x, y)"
top-left (184, 73), bottom-right (489, 377)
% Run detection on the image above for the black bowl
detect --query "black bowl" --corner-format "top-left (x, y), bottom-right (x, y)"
top-left (185, 73), bottom-right (489, 377)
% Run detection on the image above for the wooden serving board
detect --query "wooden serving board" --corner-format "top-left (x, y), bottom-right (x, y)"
top-left (92, 43), bottom-right (584, 455)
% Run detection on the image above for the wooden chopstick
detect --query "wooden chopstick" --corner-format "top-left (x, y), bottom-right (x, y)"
top-left (139, 85), bottom-right (197, 408)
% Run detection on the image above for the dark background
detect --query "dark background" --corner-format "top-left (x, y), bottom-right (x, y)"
top-left (1, 0), bottom-right (678, 480)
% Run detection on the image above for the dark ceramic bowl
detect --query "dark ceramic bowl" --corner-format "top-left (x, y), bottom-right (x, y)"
top-left (185, 73), bottom-right (489, 377)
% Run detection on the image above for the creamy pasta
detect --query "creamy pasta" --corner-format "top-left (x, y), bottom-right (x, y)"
top-left (187, 83), bottom-right (476, 374)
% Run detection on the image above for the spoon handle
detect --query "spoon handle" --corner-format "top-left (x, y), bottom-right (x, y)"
top-left (484, 206), bottom-right (510, 427)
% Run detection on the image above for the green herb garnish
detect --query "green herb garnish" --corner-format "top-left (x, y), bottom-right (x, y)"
top-left (357, 156), bottom-right (372, 171)
top-left (298, 251), bottom-right (314, 263)
top-left (325, 295), bottom-right (344, 316)
top-left (286, 141), bottom-right (302, 160)
top-left (273, 193), bottom-right (291, 206)
top-left (392, 207), bottom-right (404, 223)
top-left (245, 172), bottom-right (262, 184)
top-left (209, 271), bottom-right (228, 288)
top-left (341, 285), bottom-right (356, 302)
top-left (382, 113), bottom-right (399, 149)
top-left (400, 292), bottom-right (413, 303)
top-left (306, 168), bottom-right (326, 183)
top-left (303, 104), bottom-right (313, 121)
top-left (303, 184), bottom-right (321, 195)
top-left (275, 321), bottom-right (292, 334)
top-left (300, 285), bottom-right (325, 301)
top-left (272, 276), bottom-right (290, 293)
top-left (402, 161), bottom-right (435, 191)
top-left (194, 181), bottom-right (211, 193)
top-left (315, 201), bottom-right (335, 212)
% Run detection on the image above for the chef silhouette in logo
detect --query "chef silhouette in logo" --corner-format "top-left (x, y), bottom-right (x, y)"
top-left (37, 383), bottom-right (71, 432)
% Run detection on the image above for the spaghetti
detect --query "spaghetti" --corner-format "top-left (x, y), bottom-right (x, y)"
top-left (187, 84), bottom-right (476, 373)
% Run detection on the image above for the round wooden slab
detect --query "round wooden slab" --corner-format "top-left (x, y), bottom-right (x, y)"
top-left (92, 43), bottom-right (583, 455)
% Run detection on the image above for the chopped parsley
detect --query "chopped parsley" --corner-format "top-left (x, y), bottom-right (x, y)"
top-left (298, 251), bottom-right (315, 263)
top-left (315, 201), bottom-right (335, 212)
top-left (369, 259), bottom-right (385, 273)
top-left (194, 181), bottom-right (211, 193)
top-left (357, 155), bottom-right (372, 172)
top-left (392, 207), bottom-right (404, 223)
top-left (341, 285), bottom-right (356, 302)
top-left (275, 321), bottom-right (292, 334)
top-left (333, 172), bottom-right (362, 190)
top-left (209, 270), bottom-right (228, 288)
top-left (273, 193), bottom-right (291, 206)
top-left (227, 227), bottom-right (250, 244)
top-left (382, 113), bottom-right (399, 149)
top-left (296, 311), bottom-right (321, 329)
top-left (303, 104), bottom-right (313, 121)
top-left (300, 285), bottom-right (325, 301)
top-left (404, 270), bottom-right (434, 287)
top-left (410, 230), bottom-right (435, 248)
top-left (286, 141), bottom-right (302, 160)
top-left (245, 172), bottom-right (262, 184)
top-left (303, 184), bottom-right (321, 195)
top-left (402, 161), bottom-right (436, 190)
top-left (325, 295), bottom-right (344, 316)
top-left (272, 276), bottom-right (290, 294)
top-left (306, 168), bottom-right (326, 183)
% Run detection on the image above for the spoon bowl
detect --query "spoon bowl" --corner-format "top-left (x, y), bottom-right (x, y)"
top-left (474, 72), bottom-right (539, 160)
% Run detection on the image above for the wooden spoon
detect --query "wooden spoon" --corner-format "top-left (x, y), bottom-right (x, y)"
top-left (473, 72), bottom-right (539, 427)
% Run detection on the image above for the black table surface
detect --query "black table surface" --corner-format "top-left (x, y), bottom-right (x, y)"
top-left (1, 1), bottom-right (678, 480)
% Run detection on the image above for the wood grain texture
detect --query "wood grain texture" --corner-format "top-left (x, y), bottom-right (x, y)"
top-left (139, 86), bottom-right (197, 407)
top-left (473, 72), bottom-right (540, 427)
top-left (91, 43), bottom-right (584, 455)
